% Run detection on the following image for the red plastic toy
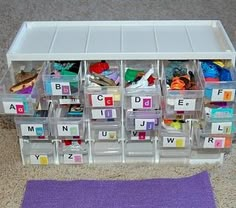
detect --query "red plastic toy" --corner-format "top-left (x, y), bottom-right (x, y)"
top-left (89, 61), bottom-right (109, 74)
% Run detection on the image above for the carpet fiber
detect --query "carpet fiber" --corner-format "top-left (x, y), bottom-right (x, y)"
top-left (22, 171), bottom-right (216, 208)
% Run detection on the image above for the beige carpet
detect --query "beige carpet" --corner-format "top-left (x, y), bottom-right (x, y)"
top-left (0, 0), bottom-right (236, 207)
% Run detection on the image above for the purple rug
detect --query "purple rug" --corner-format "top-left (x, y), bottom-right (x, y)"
top-left (21, 171), bottom-right (216, 208)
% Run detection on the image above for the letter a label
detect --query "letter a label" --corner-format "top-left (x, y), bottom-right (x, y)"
top-left (3, 101), bottom-right (25, 114)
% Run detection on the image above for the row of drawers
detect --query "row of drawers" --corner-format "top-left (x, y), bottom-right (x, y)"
top-left (0, 60), bottom-right (236, 116)
top-left (20, 132), bottom-right (233, 165)
top-left (15, 110), bottom-right (236, 138)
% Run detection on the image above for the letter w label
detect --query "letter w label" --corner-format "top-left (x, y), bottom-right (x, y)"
top-left (163, 137), bottom-right (186, 148)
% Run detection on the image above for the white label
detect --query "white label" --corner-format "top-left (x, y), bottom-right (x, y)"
top-left (98, 131), bottom-right (117, 140)
top-left (91, 94), bottom-right (114, 107)
top-left (91, 109), bottom-right (117, 119)
top-left (30, 154), bottom-right (48, 165)
top-left (211, 122), bottom-right (232, 134)
top-left (174, 99), bottom-right (196, 111)
top-left (51, 82), bottom-right (71, 95)
top-left (211, 89), bottom-right (235, 102)
top-left (3, 101), bottom-right (25, 114)
top-left (59, 98), bottom-right (80, 104)
top-left (63, 154), bottom-right (83, 164)
top-left (20, 124), bottom-right (44, 136)
top-left (57, 124), bottom-right (79, 136)
top-left (130, 131), bottom-right (150, 140)
top-left (163, 137), bottom-right (186, 148)
top-left (135, 119), bottom-right (156, 130)
top-left (131, 96), bottom-right (152, 109)
top-left (203, 137), bottom-right (225, 148)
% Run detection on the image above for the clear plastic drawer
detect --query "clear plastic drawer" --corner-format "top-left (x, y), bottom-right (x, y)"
top-left (86, 107), bottom-right (122, 121)
top-left (158, 148), bottom-right (191, 164)
top-left (124, 60), bottom-right (159, 93)
top-left (159, 120), bottom-right (190, 149)
top-left (193, 128), bottom-right (233, 150)
top-left (125, 140), bottom-right (155, 163)
top-left (198, 60), bottom-right (236, 102)
top-left (125, 110), bottom-right (161, 131)
top-left (58, 140), bottom-right (89, 164)
top-left (201, 116), bottom-right (236, 135)
top-left (159, 133), bottom-right (190, 149)
top-left (90, 122), bottom-right (122, 141)
top-left (0, 61), bottom-right (45, 115)
top-left (15, 116), bottom-right (49, 138)
top-left (42, 61), bottom-right (82, 96)
top-left (21, 139), bottom-right (56, 165)
top-left (91, 140), bottom-right (122, 163)
top-left (160, 60), bottom-right (204, 117)
top-left (84, 60), bottom-right (122, 107)
top-left (50, 105), bottom-right (85, 139)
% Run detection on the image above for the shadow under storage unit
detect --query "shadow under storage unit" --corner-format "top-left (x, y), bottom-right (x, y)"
top-left (2, 20), bottom-right (236, 165)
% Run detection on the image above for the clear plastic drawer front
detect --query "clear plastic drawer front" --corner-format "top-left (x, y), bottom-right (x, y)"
top-left (125, 110), bottom-right (161, 131)
top-left (85, 60), bottom-right (122, 107)
top-left (42, 61), bottom-right (81, 96)
top-left (193, 128), bottom-right (233, 150)
top-left (21, 140), bottom-right (56, 165)
top-left (87, 107), bottom-right (121, 121)
top-left (15, 117), bottom-right (49, 138)
top-left (125, 140), bottom-right (155, 163)
top-left (91, 141), bottom-right (122, 163)
top-left (58, 140), bottom-right (89, 164)
top-left (90, 122), bottom-right (122, 141)
top-left (199, 61), bottom-right (236, 102)
top-left (161, 60), bottom-right (204, 118)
